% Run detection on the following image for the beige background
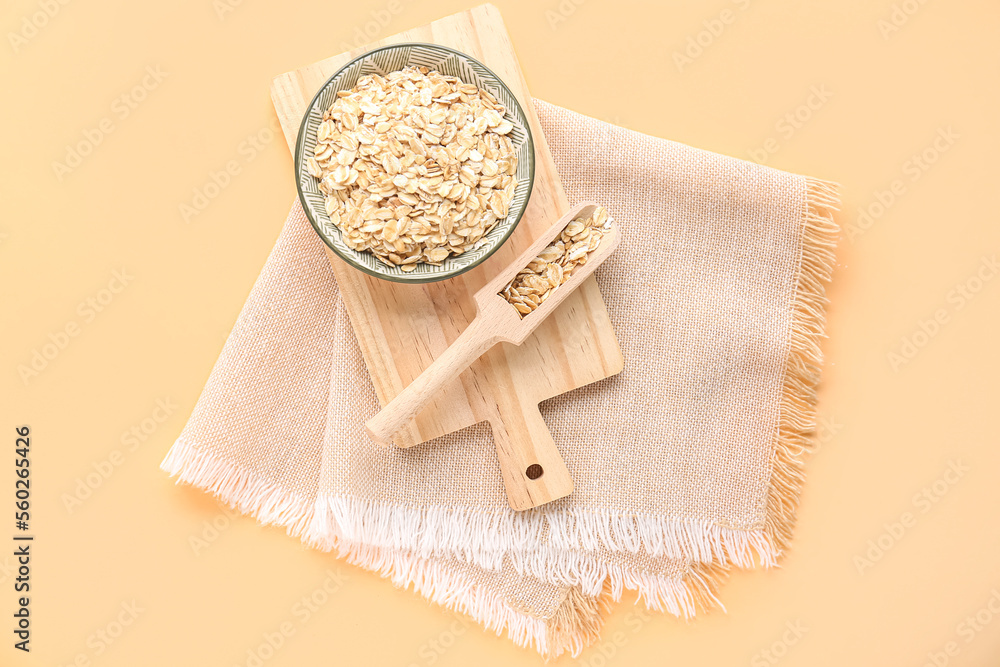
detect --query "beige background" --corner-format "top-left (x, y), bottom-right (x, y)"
top-left (3, 0), bottom-right (999, 665)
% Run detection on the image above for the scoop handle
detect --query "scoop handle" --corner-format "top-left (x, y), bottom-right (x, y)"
top-left (365, 313), bottom-right (500, 447)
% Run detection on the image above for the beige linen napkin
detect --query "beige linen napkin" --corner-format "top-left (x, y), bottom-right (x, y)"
top-left (162, 100), bottom-right (837, 657)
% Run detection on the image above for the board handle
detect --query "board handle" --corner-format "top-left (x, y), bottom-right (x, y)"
top-left (491, 406), bottom-right (573, 511)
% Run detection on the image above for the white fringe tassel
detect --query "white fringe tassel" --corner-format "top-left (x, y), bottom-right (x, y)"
top-left (161, 439), bottom-right (559, 656)
top-left (160, 439), bottom-right (315, 539)
top-left (160, 438), bottom-right (723, 644)
top-left (507, 547), bottom-right (726, 615)
top-left (313, 493), bottom-right (779, 571)
top-left (332, 540), bottom-right (556, 656)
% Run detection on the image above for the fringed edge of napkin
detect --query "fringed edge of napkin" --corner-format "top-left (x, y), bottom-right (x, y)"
top-left (323, 540), bottom-right (728, 658)
top-left (759, 177), bottom-right (839, 564)
top-left (331, 540), bottom-right (613, 659)
top-left (160, 440), bottom-right (316, 538)
top-left (510, 549), bottom-right (729, 615)
top-left (308, 493), bottom-right (728, 617)
top-left (160, 438), bottom-right (608, 658)
top-left (312, 493), bottom-right (779, 572)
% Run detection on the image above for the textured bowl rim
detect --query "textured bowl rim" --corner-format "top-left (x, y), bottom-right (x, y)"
top-left (294, 42), bottom-right (536, 284)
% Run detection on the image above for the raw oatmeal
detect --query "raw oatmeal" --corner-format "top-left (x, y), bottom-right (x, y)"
top-left (499, 206), bottom-right (611, 317)
top-left (307, 66), bottom-right (519, 271)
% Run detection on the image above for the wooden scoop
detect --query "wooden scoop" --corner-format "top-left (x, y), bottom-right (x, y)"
top-left (365, 201), bottom-right (621, 509)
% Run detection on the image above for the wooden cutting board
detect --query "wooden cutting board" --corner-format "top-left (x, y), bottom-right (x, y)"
top-left (269, 3), bottom-right (623, 508)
